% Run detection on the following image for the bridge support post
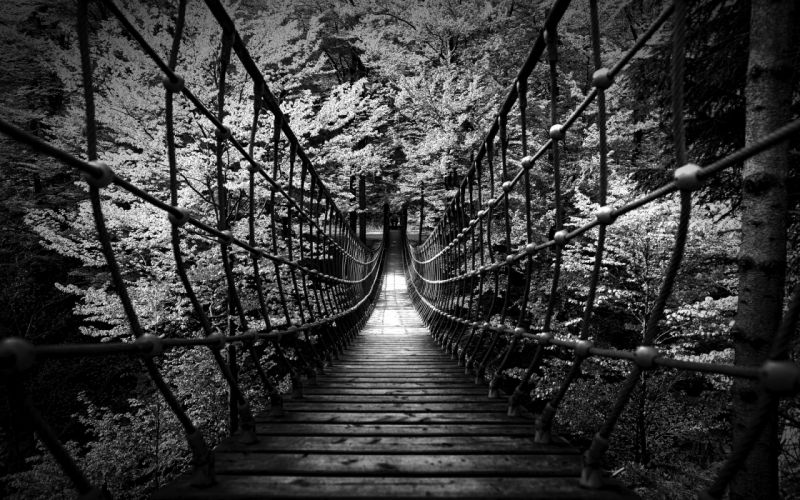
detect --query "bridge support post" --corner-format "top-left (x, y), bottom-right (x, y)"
top-left (418, 182), bottom-right (424, 244)
top-left (349, 211), bottom-right (357, 234)
top-left (227, 343), bottom-right (239, 434)
top-left (187, 430), bottom-right (215, 487)
top-left (358, 174), bottom-right (366, 243)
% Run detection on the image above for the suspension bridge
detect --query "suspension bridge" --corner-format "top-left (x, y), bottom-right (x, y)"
top-left (1, 0), bottom-right (798, 498)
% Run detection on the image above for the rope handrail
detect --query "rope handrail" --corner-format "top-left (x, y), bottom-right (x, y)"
top-left (404, 235), bottom-right (762, 381)
top-left (4, 234), bottom-right (386, 361)
top-left (0, 0), bottom-right (387, 495)
top-left (409, 118), bottom-right (800, 285)
top-left (97, 0), bottom-right (372, 267)
top-left (0, 0), bottom-right (797, 497)
top-left (410, 3), bottom-right (675, 265)
top-left (0, 119), bottom-right (381, 285)
top-left (404, 0), bottom-right (800, 497)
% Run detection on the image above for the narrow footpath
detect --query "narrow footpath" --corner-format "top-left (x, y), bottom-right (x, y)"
top-left (155, 231), bottom-right (635, 499)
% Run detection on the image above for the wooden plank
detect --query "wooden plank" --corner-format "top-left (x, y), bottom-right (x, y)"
top-left (347, 341), bottom-right (435, 344)
top-left (341, 354), bottom-right (451, 358)
top-left (339, 356), bottom-right (455, 365)
top-left (326, 360), bottom-right (444, 364)
top-left (337, 356), bottom-right (452, 359)
top-left (305, 381), bottom-right (482, 387)
top-left (253, 423), bottom-right (536, 436)
top-left (315, 377), bottom-right (476, 383)
top-left (257, 412), bottom-right (532, 424)
top-left (328, 359), bottom-right (457, 364)
top-left (322, 368), bottom-right (465, 372)
top-left (327, 361), bottom-right (458, 364)
top-left (343, 351), bottom-right (446, 354)
top-left (154, 475), bottom-right (639, 499)
top-left (331, 361), bottom-right (458, 365)
top-left (284, 394), bottom-right (500, 403)
top-left (339, 355), bottom-right (452, 358)
top-left (346, 339), bottom-right (435, 341)
top-left (325, 364), bottom-right (462, 369)
top-left (304, 385), bottom-right (486, 391)
top-left (322, 368), bottom-right (460, 372)
top-left (323, 367), bottom-right (462, 371)
top-left (283, 402), bottom-right (508, 412)
top-left (322, 369), bottom-right (467, 374)
top-left (322, 369), bottom-right (464, 373)
top-left (330, 357), bottom-right (455, 361)
top-left (336, 348), bottom-right (447, 350)
top-left (320, 373), bottom-right (470, 378)
top-left (337, 350), bottom-right (450, 354)
top-left (215, 435), bottom-right (578, 454)
top-left (300, 388), bottom-right (489, 396)
top-left (343, 344), bottom-right (445, 349)
top-left (346, 341), bottom-right (434, 344)
top-left (351, 343), bottom-right (436, 346)
top-left (321, 372), bottom-right (469, 377)
top-left (212, 452), bottom-right (581, 476)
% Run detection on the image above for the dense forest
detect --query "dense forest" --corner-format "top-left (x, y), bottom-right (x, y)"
top-left (0, 0), bottom-right (798, 498)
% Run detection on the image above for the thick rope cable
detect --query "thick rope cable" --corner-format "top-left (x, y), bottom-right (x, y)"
top-left (582, 3), bottom-right (691, 484)
top-left (0, 0), bottom-right (386, 494)
top-left (405, 0), bottom-right (800, 494)
top-left (535, 0), bottom-right (611, 443)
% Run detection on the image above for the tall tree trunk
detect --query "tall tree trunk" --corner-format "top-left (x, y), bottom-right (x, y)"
top-left (732, 1), bottom-right (796, 498)
top-left (625, 10), bottom-right (645, 173)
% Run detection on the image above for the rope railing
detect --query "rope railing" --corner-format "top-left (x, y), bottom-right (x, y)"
top-left (0, 0), bottom-right (385, 495)
top-left (404, 0), bottom-right (800, 496)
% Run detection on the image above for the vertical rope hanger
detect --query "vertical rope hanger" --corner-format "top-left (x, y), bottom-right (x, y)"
top-left (463, 167), bottom-right (485, 373)
top-left (211, 25), bottom-right (262, 441)
top-left (403, 0), bottom-right (798, 494)
top-left (544, 25), bottom-right (564, 333)
top-left (535, 0), bottom-right (610, 445)
top-left (164, 0), bottom-right (260, 444)
top-left (0, 0), bottom-right (384, 493)
top-left (247, 81), bottom-right (288, 415)
top-left (0, 7), bottom-right (109, 486)
top-left (468, 157), bottom-right (491, 381)
top-left (78, 0), bottom-right (215, 487)
top-left (473, 76), bottom-right (531, 385)
top-left (507, 23), bottom-right (565, 417)
top-left (580, 0), bottom-right (691, 488)
top-left (516, 75), bottom-right (535, 332)
top-left (474, 149), bottom-right (503, 384)
top-left (487, 113), bottom-right (517, 397)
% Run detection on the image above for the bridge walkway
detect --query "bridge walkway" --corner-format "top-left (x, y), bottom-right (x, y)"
top-left (154, 231), bottom-right (635, 499)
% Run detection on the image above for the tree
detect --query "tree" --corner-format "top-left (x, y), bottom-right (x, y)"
top-left (731, 0), bottom-right (798, 498)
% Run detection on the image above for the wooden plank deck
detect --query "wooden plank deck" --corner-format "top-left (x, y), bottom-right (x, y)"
top-left (154, 232), bottom-right (636, 499)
